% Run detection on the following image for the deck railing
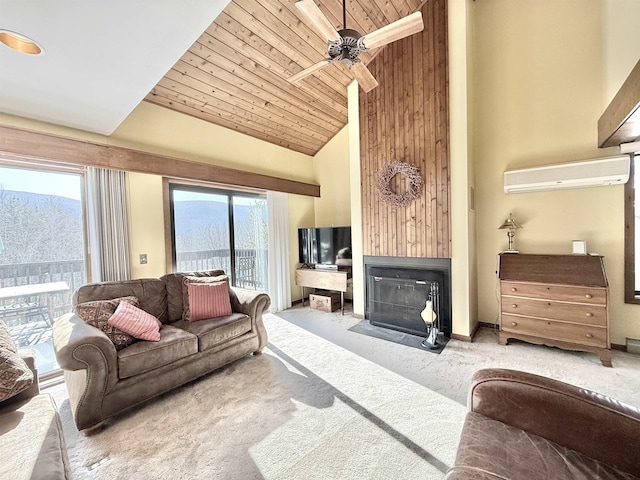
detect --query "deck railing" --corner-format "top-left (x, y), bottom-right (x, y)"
top-left (0, 260), bottom-right (86, 322)
top-left (176, 248), bottom-right (268, 290)
top-left (0, 250), bottom-right (267, 331)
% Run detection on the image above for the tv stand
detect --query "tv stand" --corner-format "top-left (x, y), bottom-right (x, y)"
top-left (295, 267), bottom-right (351, 315)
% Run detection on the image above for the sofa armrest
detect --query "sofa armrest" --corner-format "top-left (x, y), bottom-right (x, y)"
top-left (53, 312), bottom-right (122, 430)
top-left (469, 368), bottom-right (640, 477)
top-left (52, 312), bottom-right (119, 392)
top-left (229, 287), bottom-right (270, 351)
top-left (0, 349), bottom-right (40, 406)
top-left (17, 349), bottom-right (40, 398)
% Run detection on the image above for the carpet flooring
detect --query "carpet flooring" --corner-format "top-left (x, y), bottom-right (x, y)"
top-left (46, 306), bottom-right (640, 479)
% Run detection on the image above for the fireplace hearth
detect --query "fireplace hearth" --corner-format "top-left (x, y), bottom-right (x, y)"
top-left (364, 256), bottom-right (452, 337)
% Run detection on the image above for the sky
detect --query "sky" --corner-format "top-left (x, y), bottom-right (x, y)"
top-left (0, 166), bottom-right (82, 200)
top-left (0, 167), bottom-right (268, 204)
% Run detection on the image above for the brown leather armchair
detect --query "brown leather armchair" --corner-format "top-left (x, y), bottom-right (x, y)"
top-left (447, 369), bottom-right (640, 480)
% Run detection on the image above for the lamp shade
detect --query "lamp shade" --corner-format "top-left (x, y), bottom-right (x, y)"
top-left (498, 213), bottom-right (522, 230)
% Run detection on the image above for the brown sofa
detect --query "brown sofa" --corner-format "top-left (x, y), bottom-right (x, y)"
top-left (0, 349), bottom-right (71, 479)
top-left (447, 369), bottom-right (640, 479)
top-left (52, 270), bottom-right (270, 433)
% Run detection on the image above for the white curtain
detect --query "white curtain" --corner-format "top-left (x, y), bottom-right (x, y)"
top-left (267, 191), bottom-right (291, 311)
top-left (86, 166), bottom-right (131, 282)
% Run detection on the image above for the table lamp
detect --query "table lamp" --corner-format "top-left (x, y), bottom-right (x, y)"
top-left (498, 213), bottom-right (522, 253)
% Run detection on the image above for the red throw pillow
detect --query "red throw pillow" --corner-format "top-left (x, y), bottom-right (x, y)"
top-left (108, 301), bottom-right (161, 342)
top-left (186, 281), bottom-right (232, 321)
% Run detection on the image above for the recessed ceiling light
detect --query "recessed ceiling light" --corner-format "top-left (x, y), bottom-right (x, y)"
top-left (0, 30), bottom-right (44, 55)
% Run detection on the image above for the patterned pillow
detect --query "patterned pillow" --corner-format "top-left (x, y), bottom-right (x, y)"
top-left (75, 296), bottom-right (140, 350)
top-left (0, 321), bottom-right (34, 402)
top-left (108, 302), bottom-right (161, 342)
top-left (182, 275), bottom-right (229, 321)
top-left (186, 281), bottom-right (233, 322)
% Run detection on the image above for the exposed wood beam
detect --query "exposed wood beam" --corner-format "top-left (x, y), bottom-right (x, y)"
top-left (599, 58), bottom-right (640, 148)
top-left (0, 125), bottom-right (320, 197)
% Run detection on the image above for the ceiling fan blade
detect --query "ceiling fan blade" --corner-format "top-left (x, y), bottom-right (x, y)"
top-left (288, 59), bottom-right (332, 83)
top-left (351, 62), bottom-right (378, 93)
top-left (360, 11), bottom-right (424, 50)
top-left (295, 0), bottom-right (341, 42)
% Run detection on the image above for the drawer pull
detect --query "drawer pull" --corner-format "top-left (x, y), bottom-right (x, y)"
top-left (585, 313), bottom-right (593, 317)
top-left (585, 294), bottom-right (593, 299)
top-left (511, 288), bottom-right (517, 292)
top-left (585, 333), bottom-right (594, 338)
top-left (511, 304), bottom-right (517, 308)
top-left (511, 322), bottom-right (517, 326)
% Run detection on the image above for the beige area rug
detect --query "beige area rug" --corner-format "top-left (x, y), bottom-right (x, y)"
top-left (47, 313), bottom-right (467, 480)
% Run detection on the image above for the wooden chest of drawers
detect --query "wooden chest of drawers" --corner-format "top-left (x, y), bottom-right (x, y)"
top-left (498, 254), bottom-right (611, 366)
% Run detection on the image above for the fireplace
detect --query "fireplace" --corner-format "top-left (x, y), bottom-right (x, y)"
top-left (364, 256), bottom-right (452, 337)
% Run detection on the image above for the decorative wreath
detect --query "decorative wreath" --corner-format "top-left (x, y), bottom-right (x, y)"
top-left (375, 160), bottom-right (423, 207)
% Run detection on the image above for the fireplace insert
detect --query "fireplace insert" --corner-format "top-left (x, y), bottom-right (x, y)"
top-left (364, 257), bottom-right (451, 337)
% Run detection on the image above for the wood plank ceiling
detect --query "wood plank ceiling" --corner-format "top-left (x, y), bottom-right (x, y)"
top-left (145, 0), bottom-right (425, 156)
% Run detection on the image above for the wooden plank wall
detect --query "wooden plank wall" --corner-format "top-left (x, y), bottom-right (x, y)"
top-left (359, 0), bottom-right (450, 258)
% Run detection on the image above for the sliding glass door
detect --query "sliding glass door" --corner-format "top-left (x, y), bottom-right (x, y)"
top-left (232, 195), bottom-right (268, 290)
top-left (170, 185), bottom-right (268, 290)
top-left (0, 165), bottom-right (87, 376)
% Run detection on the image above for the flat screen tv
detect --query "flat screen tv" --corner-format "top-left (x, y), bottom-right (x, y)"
top-left (298, 226), bottom-right (352, 266)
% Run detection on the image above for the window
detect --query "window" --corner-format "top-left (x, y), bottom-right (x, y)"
top-left (625, 154), bottom-right (640, 303)
top-left (0, 164), bottom-right (88, 375)
top-left (169, 183), bottom-right (268, 290)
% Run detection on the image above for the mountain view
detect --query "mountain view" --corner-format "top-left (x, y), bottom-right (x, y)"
top-left (0, 189), bottom-right (268, 265)
top-left (0, 189), bottom-right (84, 265)
top-left (173, 199), bottom-right (267, 253)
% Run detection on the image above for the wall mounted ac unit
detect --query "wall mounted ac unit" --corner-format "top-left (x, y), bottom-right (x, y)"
top-left (504, 155), bottom-right (630, 194)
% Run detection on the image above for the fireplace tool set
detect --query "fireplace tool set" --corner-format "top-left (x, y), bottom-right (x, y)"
top-left (420, 282), bottom-right (441, 349)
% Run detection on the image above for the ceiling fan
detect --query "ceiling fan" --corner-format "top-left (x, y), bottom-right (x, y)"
top-left (289, 0), bottom-right (424, 92)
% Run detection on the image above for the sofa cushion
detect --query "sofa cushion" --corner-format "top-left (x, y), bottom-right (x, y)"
top-left (0, 393), bottom-right (71, 480)
top-left (117, 325), bottom-right (198, 379)
top-left (182, 275), bottom-right (229, 321)
top-left (449, 412), bottom-right (637, 480)
top-left (75, 296), bottom-right (139, 350)
top-left (171, 313), bottom-right (251, 352)
top-left (74, 278), bottom-right (169, 323)
top-left (0, 321), bottom-right (34, 402)
top-left (161, 270), bottom-right (227, 322)
top-left (185, 280), bottom-right (232, 321)
top-left (109, 301), bottom-right (162, 341)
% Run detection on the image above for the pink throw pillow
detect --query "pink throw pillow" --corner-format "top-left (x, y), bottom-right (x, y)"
top-left (108, 301), bottom-right (161, 342)
top-left (186, 281), bottom-right (232, 321)
top-left (181, 275), bottom-right (228, 321)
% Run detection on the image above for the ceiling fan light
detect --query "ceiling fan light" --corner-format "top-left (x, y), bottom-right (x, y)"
top-left (328, 29), bottom-right (365, 62)
top-left (338, 28), bottom-right (361, 40)
top-left (0, 30), bottom-right (44, 55)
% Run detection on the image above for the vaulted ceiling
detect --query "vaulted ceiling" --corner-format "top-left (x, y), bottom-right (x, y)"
top-left (0, 0), bottom-right (426, 157)
top-left (145, 0), bottom-right (426, 156)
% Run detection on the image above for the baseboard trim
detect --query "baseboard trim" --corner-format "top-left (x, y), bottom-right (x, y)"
top-left (478, 321), bottom-right (498, 329)
top-left (451, 333), bottom-right (472, 342)
top-left (352, 313), bottom-right (365, 319)
top-left (611, 343), bottom-right (627, 352)
top-left (451, 321), bottom-right (495, 343)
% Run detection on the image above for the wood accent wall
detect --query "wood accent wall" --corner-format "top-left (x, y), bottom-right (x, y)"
top-left (359, 0), bottom-right (450, 258)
